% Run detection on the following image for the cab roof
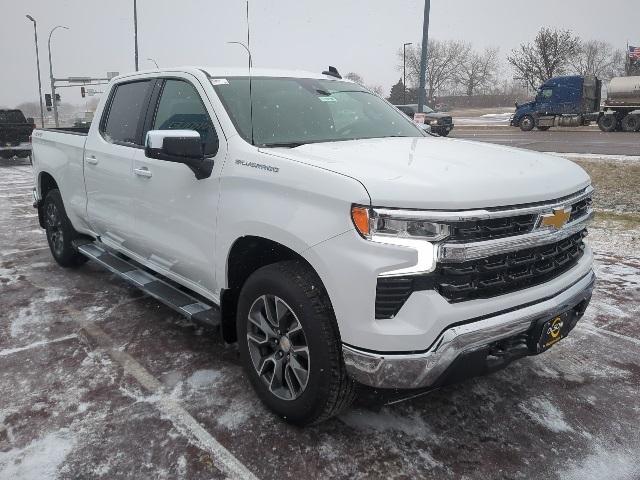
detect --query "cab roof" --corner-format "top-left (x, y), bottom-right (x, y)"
top-left (117, 66), bottom-right (350, 82)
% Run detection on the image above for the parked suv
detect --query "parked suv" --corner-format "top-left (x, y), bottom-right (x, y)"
top-left (31, 67), bottom-right (594, 425)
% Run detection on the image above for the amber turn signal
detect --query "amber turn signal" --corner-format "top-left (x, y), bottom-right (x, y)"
top-left (351, 206), bottom-right (370, 238)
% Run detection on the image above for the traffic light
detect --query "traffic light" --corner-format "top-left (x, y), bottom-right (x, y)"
top-left (45, 94), bottom-right (52, 111)
top-left (55, 93), bottom-right (61, 103)
top-left (80, 87), bottom-right (86, 98)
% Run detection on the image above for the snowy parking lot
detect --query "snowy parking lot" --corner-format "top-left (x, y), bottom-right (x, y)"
top-left (1, 158), bottom-right (639, 479)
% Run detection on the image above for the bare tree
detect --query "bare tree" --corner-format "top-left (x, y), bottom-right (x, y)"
top-left (367, 85), bottom-right (385, 96)
top-left (571, 40), bottom-right (626, 80)
top-left (345, 72), bottom-right (365, 85)
top-left (456, 46), bottom-right (500, 95)
top-left (400, 40), bottom-right (467, 101)
top-left (507, 28), bottom-right (581, 90)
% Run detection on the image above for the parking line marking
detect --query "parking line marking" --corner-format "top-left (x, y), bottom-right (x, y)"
top-left (581, 323), bottom-right (640, 347)
top-left (67, 306), bottom-right (259, 480)
top-left (0, 246), bottom-right (49, 257)
top-left (0, 334), bottom-right (78, 357)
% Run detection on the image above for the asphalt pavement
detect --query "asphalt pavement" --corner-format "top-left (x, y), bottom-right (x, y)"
top-left (451, 128), bottom-right (639, 156)
top-left (1, 158), bottom-right (639, 479)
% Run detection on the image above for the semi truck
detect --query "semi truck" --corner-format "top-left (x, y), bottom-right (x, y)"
top-left (511, 75), bottom-right (640, 133)
top-left (31, 66), bottom-right (595, 425)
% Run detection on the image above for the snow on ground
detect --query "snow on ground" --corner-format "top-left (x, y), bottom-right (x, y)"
top-left (0, 156), bottom-right (639, 479)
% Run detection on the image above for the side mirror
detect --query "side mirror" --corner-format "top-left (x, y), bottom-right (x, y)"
top-left (145, 130), bottom-right (213, 180)
top-left (27, 117), bottom-right (35, 125)
top-left (515, 102), bottom-right (519, 109)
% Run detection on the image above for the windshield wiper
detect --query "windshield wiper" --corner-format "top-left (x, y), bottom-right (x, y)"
top-left (259, 142), bottom-right (307, 148)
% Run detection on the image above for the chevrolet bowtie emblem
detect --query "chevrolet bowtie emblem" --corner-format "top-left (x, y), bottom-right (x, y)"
top-left (539, 207), bottom-right (572, 230)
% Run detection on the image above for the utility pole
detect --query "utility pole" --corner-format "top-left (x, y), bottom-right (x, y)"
top-left (417, 0), bottom-right (431, 113)
top-left (134, 0), bottom-right (139, 71)
top-left (403, 42), bottom-right (412, 104)
top-left (26, 15), bottom-right (45, 128)
top-left (48, 25), bottom-right (69, 128)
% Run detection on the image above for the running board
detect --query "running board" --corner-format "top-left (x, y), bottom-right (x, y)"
top-left (74, 241), bottom-right (220, 328)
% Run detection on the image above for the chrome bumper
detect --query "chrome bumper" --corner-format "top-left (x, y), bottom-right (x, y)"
top-left (342, 270), bottom-right (595, 389)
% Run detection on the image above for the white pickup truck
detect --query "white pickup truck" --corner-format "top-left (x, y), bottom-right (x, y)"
top-left (31, 67), bottom-right (595, 425)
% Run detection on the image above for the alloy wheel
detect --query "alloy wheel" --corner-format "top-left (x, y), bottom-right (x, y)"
top-left (45, 202), bottom-right (64, 257)
top-left (246, 294), bottom-right (310, 401)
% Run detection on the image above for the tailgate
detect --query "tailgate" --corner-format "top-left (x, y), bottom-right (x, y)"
top-left (0, 124), bottom-right (33, 145)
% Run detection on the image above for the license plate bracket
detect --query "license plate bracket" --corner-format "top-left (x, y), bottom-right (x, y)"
top-left (527, 311), bottom-right (573, 354)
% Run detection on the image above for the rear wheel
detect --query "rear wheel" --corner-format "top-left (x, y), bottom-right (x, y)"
top-left (598, 114), bottom-right (617, 132)
top-left (519, 115), bottom-right (535, 131)
top-left (237, 260), bottom-right (355, 425)
top-left (43, 189), bottom-right (88, 268)
top-left (621, 114), bottom-right (640, 132)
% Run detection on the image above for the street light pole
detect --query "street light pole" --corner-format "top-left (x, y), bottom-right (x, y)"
top-left (227, 41), bottom-right (252, 68)
top-left (134, 0), bottom-right (139, 71)
top-left (417, 0), bottom-right (431, 113)
top-left (48, 25), bottom-right (69, 128)
top-left (403, 42), bottom-right (412, 105)
top-left (26, 15), bottom-right (45, 128)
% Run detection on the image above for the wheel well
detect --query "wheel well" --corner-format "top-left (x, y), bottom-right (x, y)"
top-left (37, 172), bottom-right (59, 228)
top-left (220, 236), bottom-right (311, 343)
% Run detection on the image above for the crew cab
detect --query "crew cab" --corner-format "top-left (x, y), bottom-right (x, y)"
top-left (31, 67), bottom-right (595, 425)
top-left (0, 109), bottom-right (35, 159)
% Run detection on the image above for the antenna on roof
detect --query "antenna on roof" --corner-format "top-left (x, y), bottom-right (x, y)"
top-left (322, 66), bottom-right (342, 79)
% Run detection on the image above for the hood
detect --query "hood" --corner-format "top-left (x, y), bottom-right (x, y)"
top-left (515, 101), bottom-right (535, 112)
top-left (263, 137), bottom-right (590, 210)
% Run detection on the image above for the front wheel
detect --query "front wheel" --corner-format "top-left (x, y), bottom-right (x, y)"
top-left (43, 189), bottom-right (88, 268)
top-left (237, 260), bottom-right (355, 425)
top-left (519, 115), bottom-right (535, 131)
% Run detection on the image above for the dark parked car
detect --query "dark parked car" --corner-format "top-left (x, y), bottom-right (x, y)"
top-left (396, 104), bottom-right (454, 136)
top-left (0, 109), bottom-right (35, 159)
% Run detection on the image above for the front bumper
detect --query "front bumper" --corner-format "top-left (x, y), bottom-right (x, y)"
top-left (343, 270), bottom-right (595, 389)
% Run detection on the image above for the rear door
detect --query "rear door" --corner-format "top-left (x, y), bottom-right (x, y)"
top-left (84, 79), bottom-right (155, 250)
top-left (129, 75), bottom-right (226, 296)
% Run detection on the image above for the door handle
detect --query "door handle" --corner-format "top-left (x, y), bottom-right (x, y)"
top-left (134, 167), bottom-right (152, 178)
top-left (86, 156), bottom-right (99, 165)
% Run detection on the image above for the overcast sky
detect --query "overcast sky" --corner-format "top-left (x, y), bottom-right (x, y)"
top-left (1, 0), bottom-right (638, 107)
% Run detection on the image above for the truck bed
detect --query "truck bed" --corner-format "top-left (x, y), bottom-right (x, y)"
top-left (32, 128), bottom-right (90, 231)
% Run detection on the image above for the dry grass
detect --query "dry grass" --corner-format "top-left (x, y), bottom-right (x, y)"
top-left (571, 159), bottom-right (640, 215)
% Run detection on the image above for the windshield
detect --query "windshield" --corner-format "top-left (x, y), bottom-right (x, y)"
top-left (211, 77), bottom-right (423, 146)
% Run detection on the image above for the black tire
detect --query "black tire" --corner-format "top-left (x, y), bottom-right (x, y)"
top-left (519, 115), bottom-right (535, 131)
top-left (237, 260), bottom-right (355, 425)
top-left (598, 114), bottom-right (617, 132)
top-left (16, 151), bottom-right (31, 158)
top-left (621, 114), bottom-right (640, 132)
top-left (537, 126), bottom-right (551, 131)
top-left (43, 189), bottom-right (88, 268)
top-left (437, 129), bottom-right (451, 137)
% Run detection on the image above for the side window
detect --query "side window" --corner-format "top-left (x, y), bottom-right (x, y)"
top-left (101, 80), bottom-right (151, 145)
top-left (153, 80), bottom-right (218, 156)
top-left (541, 88), bottom-right (553, 99)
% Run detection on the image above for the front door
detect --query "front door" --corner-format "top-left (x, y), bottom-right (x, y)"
top-left (84, 79), bottom-right (154, 250)
top-left (130, 76), bottom-right (226, 298)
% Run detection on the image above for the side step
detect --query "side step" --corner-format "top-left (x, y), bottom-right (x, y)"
top-left (75, 241), bottom-right (221, 328)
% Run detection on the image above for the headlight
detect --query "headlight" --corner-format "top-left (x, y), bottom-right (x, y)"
top-left (351, 206), bottom-right (450, 276)
top-left (351, 206), bottom-right (449, 241)
top-left (430, 120), bottom-right (439, 126)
